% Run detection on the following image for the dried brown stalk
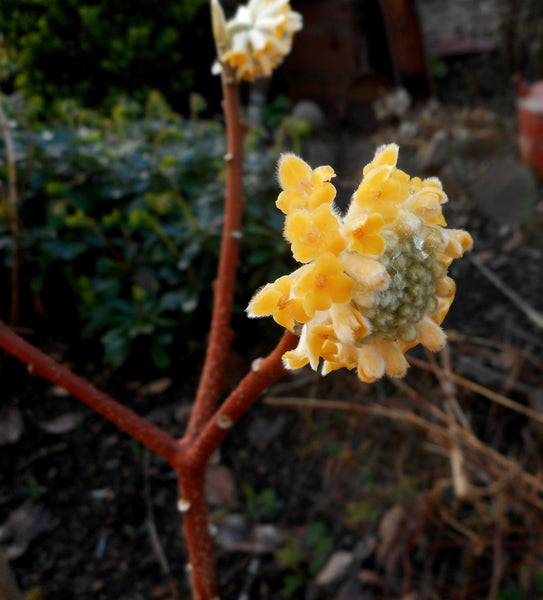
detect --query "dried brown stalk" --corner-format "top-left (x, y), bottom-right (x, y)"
top-left (408, 355), bottom-right (543, 426)
top-left (447, 329), bottom-right (543, 371)
top-left (142, 450), bottom-right (180, 600)
top-left (264, 395), bottom-right (543, 508)
top-left (0, 72), bottom-right (20, 324)
top-left (470, 255), bottom-right (543, 330)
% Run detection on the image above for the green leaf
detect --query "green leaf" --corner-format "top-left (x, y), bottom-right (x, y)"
top-left (156, 331), bottom-right (174, 345)
top-left (127, 322), bottom-right (155, 338)
top-left (101, 329), bottom-right (131, 368)
top-left (177, 238), bottom-right (202, 270)
top-left (159, 289), bottom-right (198, 313)
top-left (151, 343), bottom-right (170, 369)
top-left (275, 541), bottom-right (302, 570)
top-left (346, 501), bottom-right (379, 526)
top-left (43, 239), bottom-right (87, 260)
top-left (282, 574), bottom-right (304, 597)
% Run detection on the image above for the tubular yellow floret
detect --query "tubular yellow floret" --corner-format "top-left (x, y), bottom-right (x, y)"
top-left (247, 144), bottom-right (473, 382)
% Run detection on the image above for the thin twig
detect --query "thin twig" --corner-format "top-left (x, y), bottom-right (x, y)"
top-left (237, 557), bottom-right (260, 600)
top-left (408, 356), bottom-right (543, 426)
top-left (501, 351), bottom-right (524, 397)
top-left (437, 505), bottom-right (484, 549)
top-left (9, 110), bottom-right (36, 199)
top-left (142, 450), bottom-right (180, 600)
top-left (0, 321), bottom-right (181, 466)
top-left (263, 396), bottom-right (543, 502)
top-left (0, 40), bottom-right (20, 325)
top-left (264, 396), bottom-right (453, 444)
top-left (425, 347), bottom-right (467, 480)
top-left (436, 347), bottom-right (471, 498)
top-left (447, 329), bottom-right (543, 371)
top-left (470, 255), bottom-right (543, 330)
top-left (0, 549), bottom-right (22, 600)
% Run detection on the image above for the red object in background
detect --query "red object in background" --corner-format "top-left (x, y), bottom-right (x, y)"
top-left (515, 76), bottom-right (543, 181)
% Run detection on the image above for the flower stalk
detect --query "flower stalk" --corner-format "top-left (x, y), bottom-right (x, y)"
top-left (184, 64), bottom-right (245, 441)
top-left (177, 470), bottom-right (217, 600)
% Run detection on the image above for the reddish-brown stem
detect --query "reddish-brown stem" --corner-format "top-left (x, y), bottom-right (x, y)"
top-left (0, 321), bottom-right (181, 466)
top-left (185, 69), bottom-right (245, 440)
top-left (177, 470), bottom-right (218, 600)
top-left (174, 330), bottom-right (297, 600)
top-left (183, 330), bottom-right (298, 471)
top-left (174, 67), bottom-right (296, 600)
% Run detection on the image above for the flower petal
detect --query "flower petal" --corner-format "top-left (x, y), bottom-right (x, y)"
top-left (362, 143), bottom-right (399, 175)
top-left (247, 284), bottom-right (280, 316)
top-left (278, 154), bottom-right (312, 191)
top-left (416, 316), bottom-right (446, 351)
top-left (356, 343), bottom-right (385, 382)
top-left (375, 339), bottom-right (408, 378)
top-left (306, 181), bottom-right (337, 210)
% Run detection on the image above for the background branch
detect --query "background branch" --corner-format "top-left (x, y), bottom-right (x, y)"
top-left (0, 40), bottom-right (20, 325)
top-left (0, 321), bottom-right (181, 466)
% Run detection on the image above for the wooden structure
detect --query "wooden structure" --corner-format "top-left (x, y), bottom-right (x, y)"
top-left (281, 0), bottom-right (430, 129)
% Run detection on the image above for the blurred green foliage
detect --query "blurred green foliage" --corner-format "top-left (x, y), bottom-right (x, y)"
top-left (241, 482), bottom-right (283, 521)
top-left (0, 92), bottom-right (288, 368)
top-left (261, 94), bottom-right (292, 131)
top-left (276, 521), bottom-right (332, 595)
top-left (0, 0), bottom-right (214, 111)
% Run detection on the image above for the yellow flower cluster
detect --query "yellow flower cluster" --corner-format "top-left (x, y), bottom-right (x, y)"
top-left (247, 144), bottom-right (473, 383)
top-left (212, 0), bottom-right (302, 81)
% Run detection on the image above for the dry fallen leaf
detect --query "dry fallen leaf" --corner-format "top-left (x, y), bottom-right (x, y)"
top-left (214, 514), bottom-right (285, 554)
top-left (174, 402), bottom-right (193, 423)
top-left (247, 416), bottom-right (286, 449)
top-left (0, 548), bottom-right (22, 600)
top-left (358, 569), bottom-right (385, 588)
top-left (139, 377), bottom-right (172, 396)
top-left (215, 513), bottom-right (249, 551)
top-left (336, 576), bottom-right (371, 600)
top-left (376, 502), bottom-right (407, 570)
top-left (150, 584), bottom-right (171, 599)
top-left (315, 550), bottom-right (354, 586)
top-left (0, 501), bottom-right (58, 560)
top-left (0, 406), bottom-right (23, 445)
top-left (205, 465), bottom-right (238, 507)
top-left (38, 412), bottom-right (83, 434)
top-left (252, 524), bottom-right (284, 553)
top-left (49, 384), bottom-right (70, 397)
